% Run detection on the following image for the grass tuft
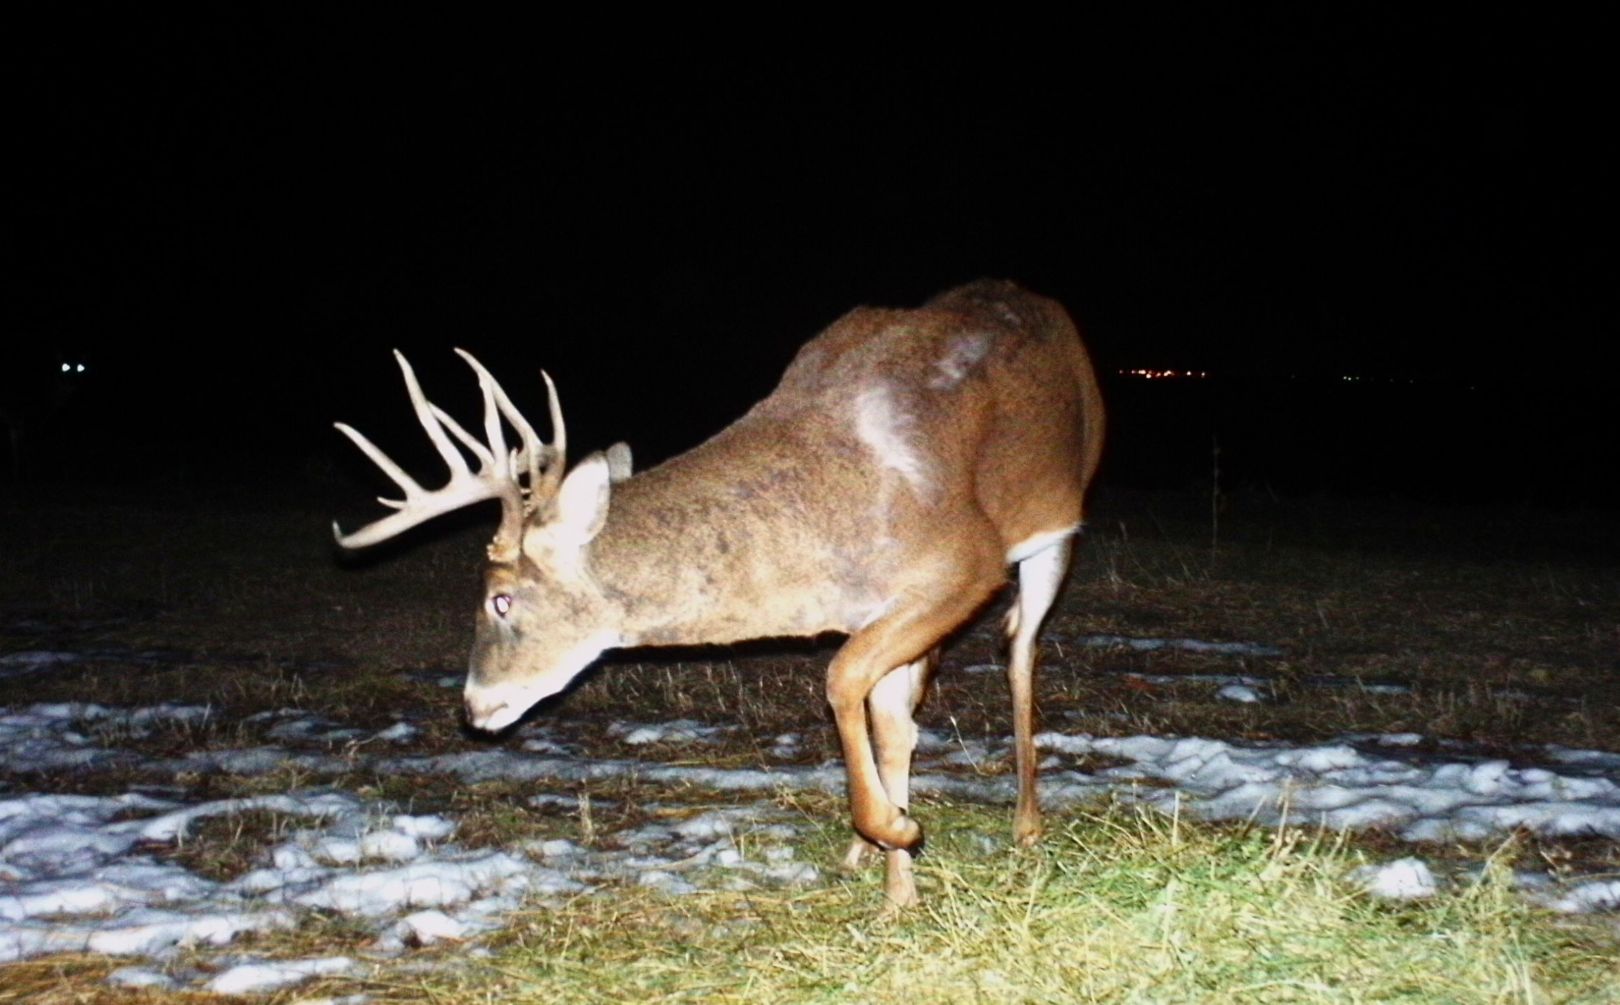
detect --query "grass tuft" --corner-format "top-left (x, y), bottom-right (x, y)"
top-left (391, 801), bottom-right (1620, 1004)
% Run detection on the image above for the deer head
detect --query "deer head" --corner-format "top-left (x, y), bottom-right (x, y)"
top-left (333, 350), bottom-right (632, 730)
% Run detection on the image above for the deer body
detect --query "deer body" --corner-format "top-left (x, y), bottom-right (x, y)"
top-left (337, 280), bottom-right (1104, 908)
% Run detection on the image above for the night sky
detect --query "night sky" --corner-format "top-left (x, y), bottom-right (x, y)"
top-left (5, 14), bottom-right (1612, 499)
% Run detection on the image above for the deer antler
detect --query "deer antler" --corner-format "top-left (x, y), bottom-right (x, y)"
top-left (331, 349), bottom-right (566, 559)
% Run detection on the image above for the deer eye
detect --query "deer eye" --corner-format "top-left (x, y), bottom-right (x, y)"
top-left (490, 594), bottom-right (514, 618)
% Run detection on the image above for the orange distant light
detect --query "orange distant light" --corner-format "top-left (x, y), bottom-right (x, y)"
top-left (1118, 368), bottom-right (1208, 379)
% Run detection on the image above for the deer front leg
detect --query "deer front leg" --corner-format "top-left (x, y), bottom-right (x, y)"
top-left (840, 651), bottom-right (938, 908)
top-left (827, 644), bottom-right (924, 855)
top-left (827, 570), bottom-right (996, 863)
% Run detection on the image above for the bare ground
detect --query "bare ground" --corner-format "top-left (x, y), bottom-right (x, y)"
top-left (5, 483), bottom-right (1616, 739)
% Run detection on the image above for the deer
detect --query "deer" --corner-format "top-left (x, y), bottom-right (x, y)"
top-left (0, 349), bottom-right (93, 483)
top-left (333, 279), bottom-right (1105, 909)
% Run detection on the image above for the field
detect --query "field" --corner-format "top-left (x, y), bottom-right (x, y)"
top-left (2, 482), bottom-right (1618, 1002)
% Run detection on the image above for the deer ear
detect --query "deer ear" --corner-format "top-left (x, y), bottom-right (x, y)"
top-left (550, 451), bottom-right (612, 547)
top-left (605, 442), bottom-right (633, 482)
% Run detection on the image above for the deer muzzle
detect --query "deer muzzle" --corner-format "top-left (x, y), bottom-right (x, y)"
top-left (463, 683), bottom-right (533, 733)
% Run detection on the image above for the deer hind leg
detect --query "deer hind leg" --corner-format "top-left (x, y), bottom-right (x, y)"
top-left (1007, 532), bottom-right (1074, 847)
top-left (840, 650), bottom-right (939, 908)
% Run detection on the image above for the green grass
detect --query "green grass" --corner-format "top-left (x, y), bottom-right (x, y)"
top-left (388, 801), bottom-right (1619, 1004)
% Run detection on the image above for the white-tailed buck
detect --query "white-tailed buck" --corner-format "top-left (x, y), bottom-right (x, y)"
top-left (334, 280), bottom-right (1105, 907)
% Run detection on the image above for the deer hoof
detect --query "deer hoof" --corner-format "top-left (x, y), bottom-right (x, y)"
top-left (880, 885), bottom-right (920, 917)
top-left (1014, 820), bottom-right (1042, 848)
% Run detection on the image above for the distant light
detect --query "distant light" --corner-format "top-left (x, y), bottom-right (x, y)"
top-left (1118, 368), bottom-right (1209, 380)
top-left (75, 364), bottom-right (86, 373)
top-left (60, 363), bottom-right (70, 373)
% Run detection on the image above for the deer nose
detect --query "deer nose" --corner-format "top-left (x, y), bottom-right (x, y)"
top-left (464, 694), bottom-right (508, 730)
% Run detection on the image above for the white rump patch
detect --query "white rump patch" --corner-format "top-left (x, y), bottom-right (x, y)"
top-left (855, 386), bottom-right (931, 493)
top-left (1006, 525), bottom-right (1079, 564)
top-left (930, 333), bottom-right (991, 389)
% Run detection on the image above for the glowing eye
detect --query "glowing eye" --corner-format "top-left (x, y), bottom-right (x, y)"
top-left (491, 594), bottom-right (513, 618)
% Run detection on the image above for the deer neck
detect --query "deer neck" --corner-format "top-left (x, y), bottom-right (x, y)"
top-left (583, 427), bottom-right (884, 647)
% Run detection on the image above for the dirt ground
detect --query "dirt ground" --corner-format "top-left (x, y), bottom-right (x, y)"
top-left (4, 483), bottom-right (1615, 758)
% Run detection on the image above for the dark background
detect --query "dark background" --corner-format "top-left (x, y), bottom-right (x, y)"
top-left (4, 12), bottom-right (1612, 506)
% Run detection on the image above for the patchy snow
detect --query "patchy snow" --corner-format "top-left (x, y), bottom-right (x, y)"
top-left (1033, 732), bottom-right (1620, 842)
top-left (1375, 733), bottom-right (1425, 747)
top-left (1353, 857), bottom-right (1437, 899)
top-left (1215, 683), bottom-right (1265, 703)
top-left (1070, 634), bottom-right (1284, 657)
top-left (3, 635), bottom-right (1620, 994)
top-left (0, 651), bottom-right (80, 677)
top-left (390, 908), bottom-right (467, 946)
top-left (0, 701), bottom-right (827, 992)
top-left (107, 965), bottom-right (181, 989)
top-left (966, 644), bottom-right (1409, 701)
top-left (1540, 879), bottom-right (1620, 914)
top-left (608, 718), bottom-right (733, 745)
top-left (373, 720), bottom-right (419, 743)
top-left (206, 955), bottom-right (356, 995)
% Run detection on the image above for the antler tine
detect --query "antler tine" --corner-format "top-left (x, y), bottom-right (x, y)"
top-left (332, 421), bottom-right (425, 501)
top-left (472, 361), bottom-right (512, 482)
top-left (453, 349), bottom-right (547, 487)
top-left (331, 350), bottom-right (527, 551)
top-left (428, 404), bottom-right (496, 468)
top-left (395, 351), bottom-right (473, 478)
top-left (537, 369), bottom-right (567, 499)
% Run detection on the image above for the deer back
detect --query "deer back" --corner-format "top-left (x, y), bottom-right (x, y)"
top-left (581, 279), bottom-right (1103, 648)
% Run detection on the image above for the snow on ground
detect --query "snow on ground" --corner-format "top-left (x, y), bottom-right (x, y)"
top-left (3, 637), bottom-right (1620, 994)
top-left (1067, 634), bottom-right (1284, 657)
top-left (0, 702), bottom-right (828, 992)
top-left (1351, 857), bottom-right (1438, 899)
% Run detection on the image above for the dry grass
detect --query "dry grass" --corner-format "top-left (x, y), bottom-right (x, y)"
top-left (4, 485), bottom-right (1617, 751)
top-left (374, 803), bottom-right (1620, 1004)
top-left (3, 484), bottom-right (1619, 1000)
